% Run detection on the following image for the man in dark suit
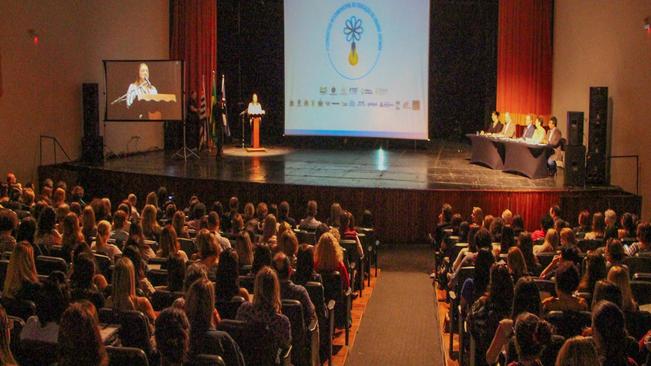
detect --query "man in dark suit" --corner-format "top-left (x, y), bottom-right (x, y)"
top-left (522, 114), bottom-right (536, 139)
top-left (486, 111), bottom-right (504, 134)
top-left (546, 116), bottom-right (563, 176)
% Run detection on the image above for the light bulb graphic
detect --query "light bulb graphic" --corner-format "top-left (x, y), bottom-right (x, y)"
top-left (344, 16), bottom-right (363, 67)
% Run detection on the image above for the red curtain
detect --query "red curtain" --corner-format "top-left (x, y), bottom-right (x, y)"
top-left (170, 0), bottom-right (217, 103)
top-left (496, 0), bottom-right (553, 124)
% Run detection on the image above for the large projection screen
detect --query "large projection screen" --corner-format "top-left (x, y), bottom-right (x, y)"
top-left (104, 60), bottom-right (183, 121)
top-left (284, 0), bottom-right (430, 139)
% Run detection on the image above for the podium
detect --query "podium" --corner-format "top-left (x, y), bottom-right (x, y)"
top-left (247, 113), bottom-right (265, 152)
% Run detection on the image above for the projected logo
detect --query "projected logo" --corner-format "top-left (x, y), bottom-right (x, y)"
top-left (326, 2), bottom-right (382, 80)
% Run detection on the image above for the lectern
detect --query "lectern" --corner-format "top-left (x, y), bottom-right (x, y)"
top-left (248, 113), bottom-right (265, 151)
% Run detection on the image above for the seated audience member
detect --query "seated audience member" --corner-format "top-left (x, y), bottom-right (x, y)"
top-left (627, 221), bottom-right (651, 256)
top-left (273, 252), bottom-right (316, 325)
top-left (554, 336), bottom-right (600, 366)
top-left (70, 185), bottom-right (86, 207)
top-left (164, 203), bottom-right (177, 224)
top-left (61, 212), bottom-right (85, 262)
top-left (468, 264), bottom-right (514, 366)
top-left (165, 255), bottom-right (186, 293)
top-left (509, 312), bottom-right (553, 365)
top-left (21, 279), bottom-right (68, 343)
top-left (499, 112), bottom-right (516, 138)
top-left (141, 204), bottom-right (162, 241)
top-left (460, 248), bottom-right (494, 308)
top-left (584, 212), bottom-right (606, 240)
top-left (489, 217), bottom-right (504, 244)
top-left (222, 197), bottom-right (239, 232)
top-left (252, 244), bottom-right (273, 276)
top-left (533, 228), bottom-right (558, 255)
top-left (314, 232), bottom-right (349, 290)
top-left (157, 225), bottom-right (188, 262)
top-left (236, 266), bottom-right (292, 350)
top-left (106, 257), bottom-right (157, 323)
top-left (500, 225), bottom-right (516, 254)
top-left (243, 203), bottom-right (258, 233)
top-left (214, 249), bottom-right (250, 301)
top-left (185, 278), bottom-right (244, 365)
top-left (155, 307), bottom-right (190, 366)
top-left (605, 239), bottom-right (627, 268)
top-left (578, 252), bottom-right (607, 294)
top-left (340, 211), bottom-right (364, 258)
top-left (233, 231), bottom-right (254, 266)
top-left (0, 209), bottom-right (18, 253)
top-left (485, 111), bottom-right (503, 134)
top-left (517, 232), bottom-right (540, 275)
top-left (3, 241), bottom-right (40, 302)
top-left (507, 247), bottom-right (529, 283)
top-left (607, 265), bottom-right (638, 312)
top-left (110, 210), bottom-right (129, 246)
top-left (511, 214), bottom-right (524, 235)
top-left (592, 301), bottom-right (638, 366)
top-left (591, 280), bottom-right (623, 310)
top-left (17, 216), bottom-right (41, 256)
top-left (433, 203), bottom-right (453, 249)
top-left (0, 306), bottom-right (17, 365)
top-left (277, 230), bottom-right (299, 264)
top-left (194, 229), bottom-right (221, 281)
top-left (206, 212), bottom-right (231, 250)
top-left (618, 212), bottom-right (637, 240)
top-left (470, 206), bottom-right (484, 229)
top-left (81, 206), bottom-right (97, 244)
top-left (256, 202), bottom-right (269, 224)
top-left (91, 220), bottom-right (121, 262)
top-left (277, 201), bottom-right (296, 227)
top-left (260, 214), bottom-right (278, 246)
top-left (539, 245), bottom-right (581, 280)
top-left (69, 253), bottom-right (105, 310)
top-left (293, 244), bottom-right (322, 285)
top-left (542, 262), bottom-right (587, 312)
top-left (299, 200), bottom-right (322, 230)
top-left (172, 210), bottom-right (190, 239)
top-left (122, 245), bottom-right (156, 297)
top-left (531, 214), bottom-right (554, 242)
top-left (172, 263), bottom-right (210, 310)
top-left (126, 222), bottom-right (156, 260)
top-left (574, 210), bottom-right (592, 239)
top-left (58, 301), bottom-right (108, 366)
top-left (328, 203), bottom-right (343, 228)
top-left (230, 213), bottom-right (245, 236)
top-left (559, 227), bottom-right (578, 250)
top-left (486, 277), bottom-right (542, 365)
top-left (35, 206), bottom-right (62, 249)
top-left (483, 215), bottom-right (495, 232)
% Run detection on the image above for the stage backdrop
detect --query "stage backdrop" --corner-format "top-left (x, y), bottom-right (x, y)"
top-left (284, 0), bottom-right (430, 139)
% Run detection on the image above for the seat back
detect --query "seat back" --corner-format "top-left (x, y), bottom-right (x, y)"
top-left (624, 310), bottom-right (651, 340)
top-left (544, 311), bottom-right (591, 339)
top-left (147, 257), bottom-right (168, 269)
top-left (35, 255), bottom-right (68, 275)
top-left (179, 238), bottom-right (197, 256)
top-left (282, 299), bottom-right (306, 364)
top-left (217, 319), bottom-right (279, 365)
top-left (47, 245), bottom-right (65, 259)
top-left (1, 297), bottom-right (36, 321)
top-left (0, 259), bottom-right (9, 288)
top-left (294, 229), bottom-right (316, 245)
top-left (151, 289), bottom-right (184, 311)
top-left (624, 256), bottom-right (651, 278)
top-left (215, 296), bottom-right (246, 320)
top-left (94, 253), bottom-right (113, 280)
top-left (107, 346), bottom-right (149, 366)
top-left (16, 339), bottom-right (58, 366)
top-left (8, 316), bottom-right (24, 360)
top-left (319, 270), bottom-right (348, 329)
top-left (533, 279), bottom-right (556, 299)
top-left (630, 281), bottom-right (651, 305)
top-left (187, 354), bottom-right (226, 366)
top-left (578, 239), bottom-right (604, 252)
top-left (536, 253), bottom-right (556, 269)
top-left (238, 275), bottom-right (255, 293)
top-left (118, 310), bottom-right (154, 356)
top-left (146, 268), bottom-right (168, 287)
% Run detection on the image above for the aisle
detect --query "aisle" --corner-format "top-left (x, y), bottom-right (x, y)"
top-left (345, 246), bottom-right (445, 366)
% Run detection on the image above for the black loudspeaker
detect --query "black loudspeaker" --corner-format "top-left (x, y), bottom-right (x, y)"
top-left (82, 83), bottom-right (100, 138)
top-left (564, 145), bottom-right (586, 187)
top-left (82, 135), bottom-right (104, 165)
top-left (585, 87), bottom-right (609, 185)
top-left (567, 111), bottom-right (584, 146)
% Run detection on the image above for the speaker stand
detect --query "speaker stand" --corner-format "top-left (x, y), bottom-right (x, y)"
top-left (173, 120), bottom-right (200, 161)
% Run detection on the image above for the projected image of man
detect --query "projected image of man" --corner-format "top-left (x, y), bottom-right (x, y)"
top-left (126, 63), bottom-right (158, 107)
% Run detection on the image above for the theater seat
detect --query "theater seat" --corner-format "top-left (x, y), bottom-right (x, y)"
top-left (624, 256), bottom-right (651, 279)
top-left (305, 281), bottom-right (334, 366)
top-left (1, 297), bottom-right (35, 321)
top-left (107, 346), bottom-right (149, 366)
top-left (319, 270), bottom-right (352, 346)
top-left (215, 295), bottom-right (246, 320)
top-left (217, 319), bottom-right (292, 366)
top-left (35, 255), bottom-right (68, 275)
top-left (17, 339), bottom-right (59, 366)
top-left (187, 354), bottom-right (226, 366)
top-left (151, 289), bottom-right (184, 311)
top-left (544, 310), bottom-right (591, 339)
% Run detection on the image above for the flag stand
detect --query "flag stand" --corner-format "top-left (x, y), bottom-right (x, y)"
top-left (172, 120), bottom-right (200, 161)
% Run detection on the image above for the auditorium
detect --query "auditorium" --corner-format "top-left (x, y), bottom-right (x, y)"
top-left (0, 0), bottom-right (650, 365)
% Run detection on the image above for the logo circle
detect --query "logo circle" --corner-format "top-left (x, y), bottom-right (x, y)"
top-left (325, 2), bottom-right (382, 80)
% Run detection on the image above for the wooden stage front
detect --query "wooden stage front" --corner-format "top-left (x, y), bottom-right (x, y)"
top-left (39, 141), bottom-right (640, 244)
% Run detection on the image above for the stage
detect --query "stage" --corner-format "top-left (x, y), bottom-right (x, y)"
top-left (38, 141), bottom-right (640, 244)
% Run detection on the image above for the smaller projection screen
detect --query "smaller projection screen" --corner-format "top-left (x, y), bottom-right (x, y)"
top-left (104, 60), bottom-right (183, 121)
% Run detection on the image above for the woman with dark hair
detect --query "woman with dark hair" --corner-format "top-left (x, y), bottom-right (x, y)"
top-left (608, 265), bottom-right (638, 312)
top-left (21, 279), bottom-right (68, 343)
top-left (70, 253), bottom-right (105, 310)
top-left (236, 266), bottom-right (292, 349)
top-left (486, 277), bottom-right (542, 364)
top-left (215, 249), bottom-right (250, 301)
top-left (233, 230), bottom-right (253, 266)
top-left (126, 222), bottom-right (155, 260)
top-left (360, 209), bottom-right (374, 229)
top-left (511, 215), bottom-right (525, 236)
top-left (252, 244), bottom-right (273, 275)
top-left (592, 301), bottom-right (638, 366)
top-left (293, 244), bottom-right (322, 285)
top-left (35, 206), bottom-right (62, 249)
top-left (155, 307), bottom-right (190, 366)
top-left (328, 203), bottom-right (342, 228)
top-left (509, 312), bottom-right (553, 365)
top-left (185, 278), bottom-right (244, 365)
top-left (81, 206), bottom-right (97, 245)
top-left (468, 264), bottom-right (514, 366)
top-left (158, 225), bottom-right (188, 262)
top-left (517, 232), bottom-right (540, 275)
top-left (172, 210), bottom-right (190, 239)
top-left (58, 302), bottom-right (108, 366)
top-left (542, 262), bottom-right (587, 312)
top-left (592, 280), bottom-right (623, 310)
top-left (584, 212), bottom-right (606, 240)
top-left (500, 225), bottom-right (516, 254)
top-left (17, 216), bottom-right (42, 256)
top-left (122, 245), bottom-right (156, 297)
top-left (619, 212), bottom-right (638, 240)
top-left (578, 252), bottom-right (607, 294)
top-left (460, 248), bottom-right (494, 307)
top-left (606, 239), bottom-right (627, 268)
top-left (574, 210), bottom-right (592, 238)
top-left (506, 247), bottom-right (529, 283)
top-left (61, 212), bottom-right (84, 262)
top-left (489, 217), bottom-right (504, 244)
top-left (165, 255), bottom-right (186, 293)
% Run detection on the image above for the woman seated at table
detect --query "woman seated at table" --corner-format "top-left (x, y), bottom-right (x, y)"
top-left (526, 116), bottom-right (546, 144)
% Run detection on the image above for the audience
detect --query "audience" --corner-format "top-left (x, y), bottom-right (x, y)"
top-left (155, 307), bottom-right (190, 366)
top-left (607, 265), bottom-right (638, 312)
top-left (20, 279), bottom-right (68, 343)
top-left (592, 300), bottom-right (637, 366)
top-left (214, 249), bottom-right (250, 301)
top-left (299, 200), bottom-right (321, 230)
top-left (293, 244), bottom-right (322, 285)
top-left (510, 312), bottom-right (553, 365)
top-left (69, 253), bottom-right (105, 310)
top-left (533, 228), bottom-right (559, 255)
top-left (3, 241), bottom-right (40, 302)
top-left (314, 232), bottom-right (350, 289)
top-left (158, 225), bottom-right (188, 262)
top-left (58, 301), bottom-right (108, 366)
top-left (584, 212), bottom-right (606, 240)
top-left (106, 257), bottom-right (157, 323)
top-left (627, 221), bottom-right (651, 256)
top-left (0, 209), bottom-right (18, 252)
top-left (91, 220), bottom-right (121, 261)
top-left (542, 262), bottom-right (587, 312)
top-left (578, 252), bottom-right (607, 294)
top-left (273, 252), bottom-right (316, 325)
top-left (554, 336), bottom-right (599, 366)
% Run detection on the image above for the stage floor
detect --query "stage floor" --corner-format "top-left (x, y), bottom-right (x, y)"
top-left (81, 141), bottom-right (573, 191)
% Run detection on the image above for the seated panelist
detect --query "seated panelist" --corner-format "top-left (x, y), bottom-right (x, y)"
top-left (521, 114), bottom-right (535, 139)
top-left (499, 112), bottom-right (516, 139)
top-left (526, 116), bottom-right (546, 144)
top-left (485, 111), bottom-right (504, 134)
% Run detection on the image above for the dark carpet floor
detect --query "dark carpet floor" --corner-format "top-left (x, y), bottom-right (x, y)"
top-left (345, 245), bottom-right (446, 366)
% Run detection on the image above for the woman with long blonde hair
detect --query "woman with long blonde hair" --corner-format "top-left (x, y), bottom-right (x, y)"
top-left (172, 210), bottom-right (189, 239)
top-left (107, 257), bottom-right (157, 323)
top-left (607, 265), bottom-right (638, 312)
top-left (3, 241), bottom-right (40, 301)
top-left (533, 228), bottom-right (558, 255)
top-left (314, 232), bottom-right (349, 289)
top-left (62, 212), bottom-right (85, 262)
top-left (194, 229), bottom-right (221, 280)
top-left (141, 204), bottom-right (161, 241)
top-left (81, 205), bottom-right (97, 243)
top-left (554, 336), bottom-right (599, 366)
top-left (236, 266), bottom-right (291, 348)
top-left (91, 220), bottom-right (121, 262)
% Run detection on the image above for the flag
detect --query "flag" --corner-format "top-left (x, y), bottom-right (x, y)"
top-left (209, 71), bottom-right (218, 142)
top-left (198, 75), bottom-right (208, 149)
top-left (220, 74), bottom-right (230, 137)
